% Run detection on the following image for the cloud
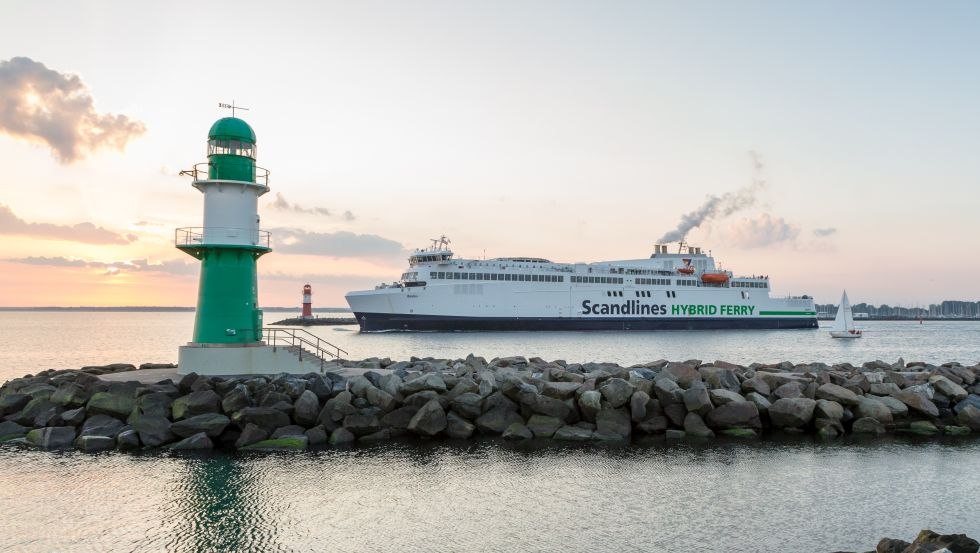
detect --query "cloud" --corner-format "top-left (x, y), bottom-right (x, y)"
top-left (813, 227), bottom-right (837, 237)
top-left (657, 150), bottom-right (767, 243)
top-left (0, 56), bottom-right (145, 162)
top-left (0, 204), bottom-right (135, 245)
top-left (271, 228), bottom-right (407, 259)
top-left (726, 213), bottom-right (800, 248)
top-left (7, 256), bottom-right (197, 275)
top-left (270, 193), bottom-right (355, 221)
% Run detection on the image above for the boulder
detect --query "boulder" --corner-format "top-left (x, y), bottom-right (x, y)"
top-left (953, 394), bottom-right (980, 415)
top-left (868, 382), bottom-right (901, 396)
top-left (876, 538), bottom-right (911, 553)
top-left (530, 394), bottom-right (571, 420)
top-left (665, 429), bottom-right (685, 440)
top-left (653, 377), bottom-right (683, 405)
top-left (526, 414), bottom-right (563, 438)
top-left (874, 395), bottom-right (908, 418)
top-left (894, 390), bottom-right (940, 418)
top-left (630, 391), bottom-right (650, 422)
top-left (552, 425), bottom-right (593, 441)
top-left (342, 414), bottom-right (381, 437)
top-left (475, 407), bottom-right (524, 434)
top-left (235, 407), bottom-right (291, 433)
top-left (740, 376), bottom-right (770, 396)
top-left (906, 529), bottom-right (979, 553)
top-left (365, 386), bottom-right (396, 412)
top-left (637, 416), bottom-right (669, 434)
top-left (271, 425), bottom-right (308, 439)
top-left (26, 426), bottom-right (76, 449)
top-left (577, 390), bottom-right (602, 422)
top-left (682, 384), bottom-right (712, 416)
top-left (769, 398), bottom-right (816, 428)
top-left (502, 422), bottom-right (533, 440)
top-left (77, 435), bottom-right (115, 453)
top-left (852, 417), bottom-right (886, 436)
top-left (683, 412), bottom-right (715, 438)
top-left (598, 378), bottom-right (635, 408)
top-left (293, 390), bottom-right (321, 426)
top-left (329, 427), bottom-right (356, 445)
top-left (929, 375), bottom-right (968, 402)
top-left (814, 399), bottom-right (844, 421)
top-left (407, 399), bottom-right (447, 437)
top-left (708, 389), bottom-right (746, 406)
top-left (116, 429), bottom-right (140, 450)
top-left (706, 402), bottom-right (762, 430)
top-left (60, 407), bottom-right (87, 426)
top-left (79, 414), bottom-right (126, 438)
top-left (744, 392), bottom-right (771, 414)
top-left (86, 391), bottom-right (136, 420)
top-left (445, 411), bottom-right (475, 439)
top-left (127, 412), bottom-right (174, 447)
top-left (170, 413), bottom-right (231, 438)
top-left (449, 393), bottom-right (483, 420)
top-left (541, 381), bottom-right (581, 400)
top-left (169, 432), bottom-right (214, 450)
top-left (234, 423), bottom-right (268, 448)
top-left (399, 373), bottom-right (447, 395)
top-left (956, 405), bottom-right (980, 431)
top-left (445, 378), bottom-right (479, 401)
top-left (772, 382), bottom-right (804, 400)
top-left (0, 393), bottom-right (29, 417)
top-left (855, 397), bottom-right (894, 424)
top-left (242, 436), bottom-right (308, 450)
top-left (134, 392), bottom-right (173, 419)
top-left (0, 420), bottom-right (29, 442)
top-left (171, 390), bottom-right (221, 420)
top-left (595, 408), bottom-right (631, 440)
top-left (380, 405), bottom-right (421, 429)
top-left (304, 425), bottom-right (329, 446)
top-left (221, 384), bottom-right (251, 414)
top-left (50, 383), bottom-right (90, 408)
top-left (907, 420), bottom-right (939, 435)
top-left (700, 367), bottom-right (741, 392)
top-left (815, 383), bottom-right (860, 407)
top-left (403, 390), bottom-right (441, 409)
top-left (662, 362), bottom-right (701, 388)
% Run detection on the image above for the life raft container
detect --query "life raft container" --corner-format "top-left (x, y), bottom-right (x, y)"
top-left (676, 266), bottom-right (695, 275)
top-left (700, 272), bottom-right (729, 284)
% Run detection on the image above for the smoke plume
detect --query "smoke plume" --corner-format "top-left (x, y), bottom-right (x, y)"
top-left (270, 193), bottom-right (355, 221)
top-left (727, 213), bottom-right (800, 248)
top-left (656, 150), bottom-right (767, 243)
top-left (813, 227), bottom-right (837, 237)
top-left (0, 56), bottom-right (145, 163)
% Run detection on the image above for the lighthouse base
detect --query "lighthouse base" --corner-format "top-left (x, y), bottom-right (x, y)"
top-left (177, 343), bottom-right (328, 376)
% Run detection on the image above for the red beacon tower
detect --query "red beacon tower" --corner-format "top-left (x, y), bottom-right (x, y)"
top-left (301, 284), bottom-right (313, 319)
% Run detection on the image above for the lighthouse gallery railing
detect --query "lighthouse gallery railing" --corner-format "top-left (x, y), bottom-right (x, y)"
top-left (262, 327), bottom-right (348, 370)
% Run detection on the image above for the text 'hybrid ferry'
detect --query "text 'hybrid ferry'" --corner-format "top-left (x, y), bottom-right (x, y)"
top-left (345, 237), bottom-right (817, 332)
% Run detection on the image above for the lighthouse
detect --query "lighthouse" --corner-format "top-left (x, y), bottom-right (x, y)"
top-left (301, 284), bottom-right (313, 320)
top-left (175, 113), bottom-right (339, 375)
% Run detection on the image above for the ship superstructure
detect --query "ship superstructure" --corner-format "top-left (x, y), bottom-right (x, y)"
top-left (345, 237), bottom-right (817, 331)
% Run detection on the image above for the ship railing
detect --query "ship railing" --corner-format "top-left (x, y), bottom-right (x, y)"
top-left (179, 162), bottom-right (270, 185)
top-left (263, 327), bottom-right (348, 372)
top-left (175, 227), bottom-right (271, 248)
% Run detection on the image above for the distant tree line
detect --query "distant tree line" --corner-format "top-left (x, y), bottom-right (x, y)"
top-left (815, 300), bottom-right (980, 319)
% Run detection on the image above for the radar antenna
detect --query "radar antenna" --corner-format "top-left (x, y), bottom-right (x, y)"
top-left (218, 100), bottom-right (250, 118)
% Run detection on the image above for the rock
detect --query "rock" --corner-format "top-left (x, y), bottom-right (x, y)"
top-left (553, 425), bottom-right (593, 441)
top-left (740, 376), bottom-right (771, 396)
top-left (399, 373), bottom-right (447, 395)
top-left (445, 411), bottom-right (475, 439)
top-left (682, 383), bottom-right (712, 416)
top-left (170, 413), bottom-right (231, 438)
top-left (598, 378), bottom-right (635, 408)
top-left (79, 414), bottom-right (126, 438)
top-left (380, 405), bottom-right (420, 429)
top-left (475, 407), bottom-right (524, 434)
top-left (26, 426), bottom-right (77, 449)
top-left (403, 390), bottom-right (441, 409)
top-left (595, 408), bottom-right (631, 440)
top-left (407, 399), bottom-right (447, 437)
top-left (86, 391), bottom-right (136, 420)
top-left (127, 412), bottom-right (174, 447)
top-left (929, 375), bottom-right (968, 402)
top-left (815, 383), bottom-right (861, 407)
top-left (293, 390), bottom-right (321, 426)
top-left (719, 428), bottom-right (756, 438)
top-left (637, 416), bottom-right (668, 434)
top-left (171, 390), bottom-right (222, 420)
top-left (907, 529), bottom-right (979, 553)
top-left (449, 393), bottom-right (483, 420)
top-left (60, 407), bottom-right (87, 426)
top-left (578, 390), bottom-right (602, 422)
top-left (665, 429), bottom-right (685, 440)
top-left (271, 425), bottom-right (307, 438)
top-left (502, 422), bottom-right (533, 440)
top-left (235, 407), bottom-right (291, 433)
top-left (744, 392), bottom-right (771, 414)
top-left (116, 429), bottom-right (140, 450)
top-left (0, 393), bottom-right (29, 417)
top-left (952, 404), bottom-right (980, 430)
top-left (876, 537), bottom-right (911, 553)
top-left (943, 425), bottom-right (970, 436)
top-left (221, 384), bottom-right (251, 414)
top-left (77, 435), bottom-right (115, 452)
top-left (874, 395), bottom-right (908, 417)
top-left (894, 390), bottom-right (940, 418)
top-left (772, 382), bottom-right (804, 400)
top-left (242, 436), bottom-right (309, 450)
top-left (169, 432), bottom-right (214, 450)
top-left (662, 362), bottom-right (701, 388)
top-left (329, 427), bottom-right (355, 445)
top-left (0, 420), bottom-right (29, 442)
top-left (706, 402), bottom-right (762, 430)
top-left (855, 397), bottom-right (894, 424)
top-left (815, 399), bottom-right (844, 421)
top-left (50, 383), bottom-right (90, 408)
top-left (342, 414), bottom-right (381, 437)
top-left (531, 394), bottom-right (572, 420)
top-left (134, 392), bottom-right (173, 419)
top-left (907, 420), bottom-right (940, 435)
top-left (541, 381), bottom-right (581, 400)
top-left (304, 425), bottom-right (328, 445)
top-left (653, 377), bottom-right (683, 405)
top-left (358, 429), bottom-right (392, 443)
top-left (630, 391), bottom-right (650, 422)
top-left (700, 367), bottom-right (741, 392)
top-left (177, 372), bottom-right (199, 393)
top-left (365, 386), bottom-right (396, 412)
top-left (852, 417), bottom-right (886, 435)
top-left (10, 398), bottom-right (56, 426)
top-left (816, 423), bottom-right (839, 440)
top-left (526, 414), bottom-right (563, 438)
top-left (683, 412), bottom-right (715, 438)
top-left (708, 389), bottom-right (745, 406)
top-left (769, 398), bottom-right (816, 428)
top-left (953, 394), bottom-right (980, 415)
top-left (869, 382), bottom-right (901, 396)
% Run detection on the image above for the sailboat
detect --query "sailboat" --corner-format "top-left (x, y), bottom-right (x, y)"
top-left (830, 290), bottom-right (862, 339)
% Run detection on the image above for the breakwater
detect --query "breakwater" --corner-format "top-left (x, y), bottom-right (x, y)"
top-left (1, 356), bottom-right (978, 451)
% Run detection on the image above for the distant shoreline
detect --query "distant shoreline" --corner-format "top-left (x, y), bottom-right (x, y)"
top-left (0, 307), bottom-right (352, 313)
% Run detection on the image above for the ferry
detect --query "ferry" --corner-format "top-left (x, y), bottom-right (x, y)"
top-left (345, 237), bottom-right (818, 332)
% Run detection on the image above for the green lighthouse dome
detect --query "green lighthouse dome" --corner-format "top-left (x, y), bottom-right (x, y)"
top-left (208, 117), bottom-right (256, 143)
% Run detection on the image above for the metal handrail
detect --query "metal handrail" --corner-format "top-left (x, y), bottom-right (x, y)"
top-left (175, 227), bottom-right (271, 248)
top-left (262, 327), bottom-right (348, 371)
top-left (179, 162), bottom-right (270, 185)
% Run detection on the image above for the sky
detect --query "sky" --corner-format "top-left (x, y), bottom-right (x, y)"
top-left (0, 1), bottom-right (977, 307)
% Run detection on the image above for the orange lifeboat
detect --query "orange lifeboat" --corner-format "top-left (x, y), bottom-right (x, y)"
top-left (676, 266), bottom-right (695, 275)
top-left (700, 272), bottom-right (729, 284)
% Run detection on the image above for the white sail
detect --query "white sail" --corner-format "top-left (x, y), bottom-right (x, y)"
top-left (831, 291), bottom-right (854, 332)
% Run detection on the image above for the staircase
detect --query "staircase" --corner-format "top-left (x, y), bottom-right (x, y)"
top-left (262, 328), bottom-right (348, 372)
